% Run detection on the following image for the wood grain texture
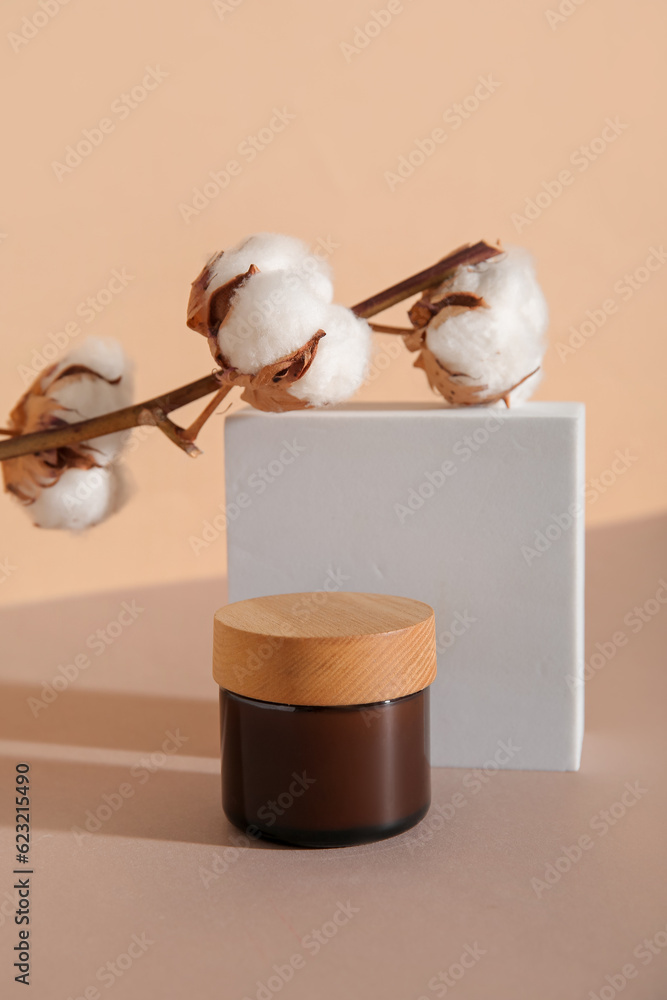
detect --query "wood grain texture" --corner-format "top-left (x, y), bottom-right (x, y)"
top-left (213, 592), bottom-right (437, 706)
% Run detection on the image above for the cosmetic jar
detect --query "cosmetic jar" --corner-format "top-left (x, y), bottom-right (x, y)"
top-left (213, 591), bottom-right (436, 848)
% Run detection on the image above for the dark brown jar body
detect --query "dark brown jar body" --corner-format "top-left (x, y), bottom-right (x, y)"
top-left (220, 688), bottom-right (431, 848)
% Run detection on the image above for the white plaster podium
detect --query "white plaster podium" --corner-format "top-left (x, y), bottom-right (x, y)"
top-left (224, 402), bottom-right (585, 771)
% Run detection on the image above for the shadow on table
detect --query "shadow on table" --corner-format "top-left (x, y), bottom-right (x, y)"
top-left (0, 749), bottom-right (289, 849)
top-left (0, 681), bottom-right (220, 756)
top-left (0, 678), bottom-right (286, 850)
top-left (0, 513), bottom-right (665, 850)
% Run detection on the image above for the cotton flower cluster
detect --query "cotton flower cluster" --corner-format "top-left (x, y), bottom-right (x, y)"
top-left (0, 235), bottom-right (551, 535)
top-left (2, 337), bottom-right (133, 530)
top-left (413, 246), bottom-right (548, 406)
top-left (187, 233), bottom-right (372, 410)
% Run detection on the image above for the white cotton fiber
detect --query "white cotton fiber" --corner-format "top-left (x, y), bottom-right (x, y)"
top-left (425, 246), bottom-right (548, 405)
top-left (45, 337), bottom-right (134, 464)
top-left (218, 270), bottom-right (329, 374)
top-left (28, 466), bottom-right (126, 531)
top-left (208, 232), bottom-right (334, 303)
top-left (44, 336), bottom-right (130, 388)
top-left (289, 304), bottom-right (372, 407)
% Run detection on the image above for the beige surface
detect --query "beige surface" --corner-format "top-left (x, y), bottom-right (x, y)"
top-left (1, 0), bottom-right (667, 605)
top-left (0, 513), bottom-right (666, 999)
top-left (213, 591), bottom-right (437, 704)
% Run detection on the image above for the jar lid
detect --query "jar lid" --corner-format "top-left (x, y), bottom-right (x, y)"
top-left (213, 591), bottom-right (437, 706)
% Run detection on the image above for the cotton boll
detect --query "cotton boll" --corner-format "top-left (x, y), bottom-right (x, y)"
top-left (215, 277), bottom-right (371, 409)
top-left (3, 336), bottom-right (134, 528)
top-left (289, 304), bottom-right (372, 407)
top-left (46, 337), bottom-right (134, 463)
top-left (209, 233), bottom-right (334, 302)
top-left (218, 270), bottom-right (329, 374)
top-left (424, 246), bottom-right (548, 405)
top-left (28, 466), bottom-right (125, 531)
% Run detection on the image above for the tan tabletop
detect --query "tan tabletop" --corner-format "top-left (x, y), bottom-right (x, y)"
top-left (1, 514), bottom-right (666, 1000)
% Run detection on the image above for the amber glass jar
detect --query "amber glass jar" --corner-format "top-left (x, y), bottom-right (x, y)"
top-left (213, 592), bottom-right (436, 848)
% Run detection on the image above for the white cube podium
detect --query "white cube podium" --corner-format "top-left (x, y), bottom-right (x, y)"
top-left (224, 402), bottom-right (585, 771)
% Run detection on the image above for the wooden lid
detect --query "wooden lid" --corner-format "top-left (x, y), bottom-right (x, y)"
top-left (213, 592), bottom-right (437, 706)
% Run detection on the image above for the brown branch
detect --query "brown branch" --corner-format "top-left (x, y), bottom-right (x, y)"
top-left (180, 383), bottom-right (233, 441)
top-left (352, 240), bottom-right (501, 319)
top-left (369, 323), bottom-right (415, 335)
top-left (137, 382), bottom-right (236, 459)
top-left (0, 372), bottom-right (224, 462)
top-left (149, 408), bottom-right (203, 458)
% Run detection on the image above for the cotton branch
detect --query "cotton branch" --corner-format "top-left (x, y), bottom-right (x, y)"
top-left (0, 241), bottom-right (500, 464)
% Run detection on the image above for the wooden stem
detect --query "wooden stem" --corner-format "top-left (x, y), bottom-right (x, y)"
top-left (146, 382), bottom-right (234, 458)
top-left (150, 408), bottom-right (203, 458)
top-left (352, 240), bottom-right (501, 319)
top-left (369, 323), bottom-right (415, 335)
top-left (181, 383), bottom-right (234, 442)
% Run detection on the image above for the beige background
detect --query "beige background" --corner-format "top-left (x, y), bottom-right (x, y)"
top-left (1, 6), bottom-right (667, 996)
top-left (1, 0), bottom-right (666, 605)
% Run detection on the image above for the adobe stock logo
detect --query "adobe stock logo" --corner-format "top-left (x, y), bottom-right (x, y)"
top-left (51, 67), bottom-right (169, 181)
top-left (556, 247), bottom-right (667, 362)
top-left (213, 0), bottom-right (245, 17)
top-left (179, 108), bottom-right (296, 224)
top-left (0, 557), bottom-right (17, 584)
top-left (384, 76), bottom-right (501, 191)
top-left (18, 268), bottom-right (134, 386)
top-left (339, 1), bottom-right (405, 62)
top-left (511, 117), bottom-right (629, 232)
top-left (8, 0), bottom-right (72, 54)
top-left (545, 0), bottom-right (589, 30)
top-left (530, 781), bottom-right (648, 899)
